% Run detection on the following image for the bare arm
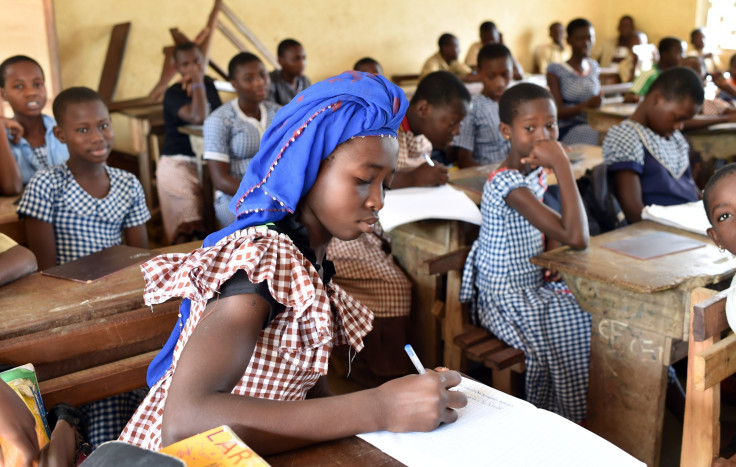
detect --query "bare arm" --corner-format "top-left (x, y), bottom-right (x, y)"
top-left (612, 170), bottom-right (643, 223)
top-left (0, 381), bottom-right (40, 467)
top-left (207, 160), bottom-right (241, 195)
top-left (124, 224), bottom-right (149, 249)
top-left (0, 107), bottom-right (23, 195)
top-left (683, 112), bottom-right (736, 131)
top-left (0, 244), bottom-right (37, 286)
top-left (505, 141), bottom-right (588, 250)
top-left (25, 217), bottom-right (57, 270)
top-left (162, 293), bottom-right (467, 455)
top-left (546, 72), bottom-right (601, 120)
top-left (176, 78), bottom-right (209, 125)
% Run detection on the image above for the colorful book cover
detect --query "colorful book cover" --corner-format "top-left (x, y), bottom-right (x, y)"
top-left (0, 364), bottom-right (51, 465)
top-left (160, 425), bottom-right (270, 466)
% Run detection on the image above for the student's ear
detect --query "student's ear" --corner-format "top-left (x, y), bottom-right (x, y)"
top-left (414, 99), bottom-right (431, 118)
top-left (707, 226), bottom-right (720, 249)
top-left (0, 87), bottom-right (6, 100)
top-left (52, 125), bottom-right (66, 144)
top-left (499, 122), bottom-right (512, 141)
top-left (277, 56), bottom-right (286, 69)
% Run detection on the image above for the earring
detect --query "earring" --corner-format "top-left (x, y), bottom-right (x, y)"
top-left (719, 245), bottom-right (726, 253)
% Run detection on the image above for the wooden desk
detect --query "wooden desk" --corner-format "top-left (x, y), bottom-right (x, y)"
top-left (0, 241), bottom-right (198, 407)
top-left (0, 195), bottom-right (24, 244)
top-left (266, 436), bottom-right (401, 466)
top-left (531, 221), bottom-right (736, 466)
top-left (586, 103), bottom-right (636, 134)
top-left (688, 122), bottom-right (736, 161)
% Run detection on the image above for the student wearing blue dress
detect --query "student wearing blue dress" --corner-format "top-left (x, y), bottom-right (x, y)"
top-left (603, 67), bottom-right (703, 223)
top-left (460, 83), bottom-right (591, 422)
top-left (547, 18), bottom-right (603, 146)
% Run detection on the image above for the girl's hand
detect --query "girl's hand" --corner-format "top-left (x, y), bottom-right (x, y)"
top-left (584, 94), bottom-right (603, 109)
top-left (522, 140), bottom-right (569, 170)
top-left (2, 118), bottom-right (24, 144)
top-left (375, 370), bottom-right (467, 432)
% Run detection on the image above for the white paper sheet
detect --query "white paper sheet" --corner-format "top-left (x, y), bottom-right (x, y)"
top-left (378, 185), bottom-right (482, 232)
top-left (358, 378), bottom-right (644, 467)
top-left (641, 201), bottom-right (711, 237)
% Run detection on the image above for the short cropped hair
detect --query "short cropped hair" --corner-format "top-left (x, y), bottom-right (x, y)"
top-left (277, 38), bottom-right (302, 57)
top-left (647, 66), bottom-right (704, 105)
top-left (353, 57), bottom-right (380, 70)
top-left (438, 33), bottom-right (457, 48)
top-left (703, 162), bottom-right (736, 222)
top-left (411, 71), bottom-right (471, 107)
top-left (691, 28), bottom-right (704, 41)
top-left (52, 86), bottom-right (106, 125)
top-left (0, 55), bottom-right (44, 88)
top-left (173, 42), bottom-right (200, 61)
top-left (659, 37), bottom-right (683, 56)
top-left (567, 18), bottom-right (592, 38)
top-left (498, 83), bottom-right (553, 125)
top-left (480, 21), bottom-right (497, 33)
top-left (477, 43), bottom-right (512, 69)
top-left (228, 52), bottom-right (262, 80)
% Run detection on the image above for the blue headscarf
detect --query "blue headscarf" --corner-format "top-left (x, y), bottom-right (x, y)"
top-left (147, 71), bottom-right (409, 386)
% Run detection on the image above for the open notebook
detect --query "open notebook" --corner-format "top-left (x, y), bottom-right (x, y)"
top-left (358, 377), bottom-right (644, 467)
top-left (378, 185), bottom-right (482, 232)
top-left (641, 201), bottom-right (711, 237)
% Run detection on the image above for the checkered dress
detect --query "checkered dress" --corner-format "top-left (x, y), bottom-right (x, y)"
top-left (119, 226), bottom-right (374, 450)
top-left (396, 126), bottom-right (432, 172)
top-left (452, 94), bottom-right (510, 164)
top-left (547, 59), bottom-right (601, 145)
top-left (17, 164), bottom-right (150, 264)
top-left (459, 167), bottom-right (591, 422)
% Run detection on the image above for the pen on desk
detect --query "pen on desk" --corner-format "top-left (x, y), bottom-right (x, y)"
top-left (423, 153), bottom-right (435, 167)
top-left (404, 344), bottom-right (426, 374)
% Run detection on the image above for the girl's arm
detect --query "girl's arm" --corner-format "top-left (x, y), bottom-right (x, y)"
top-left (124, 224), bottom-right (148, 249)
top-left (505, 141), bottom-right (589, 250)
top-left (612, 170), bottom-right (644, 223)
top-left (546, 72), bottom-right (601, 120)
top-left (0, 111), bottom-right (23, 195)
top-left (207, 160), bottom-right (241, 196)
top-left (162, 293), bottom-right (466, 455)
top-left (683, 112), bottom-right (736, 131)
top-left (0, 244), bottom-right (37, 286)
top-left (25, 217), bottom-right (57, 270)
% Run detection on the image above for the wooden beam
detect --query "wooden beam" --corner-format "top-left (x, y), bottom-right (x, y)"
top-left (216, 20), bottom-right (249, 53)
top-left (691, 288), bottom-right (729, 342)
top-left (422, 246), bottom-right (471, 275)
top-left (695, 333), bottom-right (736, 391)
top-left (98, 22), bottom-right (131, 104)
top-left (220, 2), bottom-right (278, 69)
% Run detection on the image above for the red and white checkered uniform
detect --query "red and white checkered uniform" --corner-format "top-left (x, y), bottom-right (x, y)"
top-left (119, 226), bottom-right (374, 450)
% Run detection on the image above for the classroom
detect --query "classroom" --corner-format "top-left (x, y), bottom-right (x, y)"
top-left (1, 0), bottom-right (736, 465)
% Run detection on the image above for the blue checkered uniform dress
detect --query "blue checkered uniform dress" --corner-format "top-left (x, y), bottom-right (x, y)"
top-left (547, 59), bottom-right (601, 146)
top-left (459, 167), bottom-right (591, 422)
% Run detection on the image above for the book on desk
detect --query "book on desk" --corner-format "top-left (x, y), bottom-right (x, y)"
top-left (41, 245), bottom-right (153, 283)
top-left (358, 377), bottom-right (644, 467)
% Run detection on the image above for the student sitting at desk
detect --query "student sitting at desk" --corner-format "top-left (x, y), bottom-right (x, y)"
top-left (689, 27), bottom-right (721, 75)
top-left (603, 67), bottom-right (703, 223)
top-left (328, 70), bottom-right (470, 386)
top-left (0, 56), bottom-right (69, 196)
top-left (204, 52), bottom-right (280, 228)
top-left (353, 57), bottom-right (383, 75)
top-left (546, 18), bottom-right (602, 145)
top-left (420, 33), bottom-right (473, 81)
top-left (625, 37), bottom-right (686, 100)
top-left (533, 22), bottom-right (570, 75)
top-left (450, 43), bottom-right (512, 167)
top-left (17, 87), bottom-right (151, 448)
top-left (267, 38), bottom-right (311, 106)
top-left (715, 53), bottom-right (736, 102)
top-left (0, 233), bottom-right (36, 286)
top-left (158, 41), bottom-right (222, 245)
top-left (465, 21), bottom-right (524, 80)
top-left (119, 71), bottom-right (467, 453)
top-left (618, 31), bottom-right (656, 84)
top-left (682, 56), bottom-right (736, 120)
top-left (595, 15), bottom-right (634, 68)
top-left (460, 83), bottom-right (591, 422)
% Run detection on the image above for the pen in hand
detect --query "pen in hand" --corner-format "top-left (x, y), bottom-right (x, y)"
top-left (404, 344), bottom-right (426, 374)
top-left (423, 153), bottom-right (436, 167)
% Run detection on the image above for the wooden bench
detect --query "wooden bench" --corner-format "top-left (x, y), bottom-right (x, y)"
top-left (424, 247), bottom-right (525, 396)
top-left (681, 287), bottom-right (736, 466)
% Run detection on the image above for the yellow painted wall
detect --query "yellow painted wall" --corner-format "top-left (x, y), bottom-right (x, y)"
top-left (51, 0), bottom-right (705, 101)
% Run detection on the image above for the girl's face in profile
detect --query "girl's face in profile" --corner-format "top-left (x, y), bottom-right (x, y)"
top-left (707, 172), bottom-right (736, 255)
top-left (301, 136), bottom-right (398, 242)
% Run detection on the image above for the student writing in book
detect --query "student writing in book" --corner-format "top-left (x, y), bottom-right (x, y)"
top-left (119, 71), bottom-right (467, 453)
top-left (328, 70), bottom-right (470, 386)
top-left (459, 83), bottom-right (591, 423)
top-left (602, 67), bottom-right (703, 223)
top-left (0, 233), bottom-right (36, 286)
top-left (0, 55), bottom-right (69, 195)
top-left (204, 52), bottom-right (280, 228)
top-left (450, 43), bottom-right (513, 168)
top-left (267, 38), bottom-right (311, 106)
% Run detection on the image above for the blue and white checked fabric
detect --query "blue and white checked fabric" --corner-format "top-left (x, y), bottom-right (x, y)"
top-left (7, 114), bottom-right (69, 185)
top-left (547, 59), bottom-right (601, 145)
top-left (80, 388), bottom-right (149, 448)
top-left (17, 164), bottom-right (150, 264)
top-left (459, 167), bottom-right (591, 422)
top-left (203, 99), bottom-right (280, 227)
top-left (452, 94), bottom-right (510, 164)
top-left (602, 120), bottom-right (690, 179)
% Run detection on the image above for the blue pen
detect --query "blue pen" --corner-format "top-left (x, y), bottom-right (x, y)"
top-left (404, 344), bottom-right (427, 374)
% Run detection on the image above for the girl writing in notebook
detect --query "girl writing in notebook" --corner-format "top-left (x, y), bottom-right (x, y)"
top-left (119, 71), bottom-right (466, 453)
top-left (459, 83), bottom-right (591, 422)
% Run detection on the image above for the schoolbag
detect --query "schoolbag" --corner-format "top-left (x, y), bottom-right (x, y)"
top-left (576, 163), bottom-right (628, 235)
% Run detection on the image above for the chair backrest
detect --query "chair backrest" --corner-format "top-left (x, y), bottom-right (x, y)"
top-left (681, 287), bottom-right (735, 467)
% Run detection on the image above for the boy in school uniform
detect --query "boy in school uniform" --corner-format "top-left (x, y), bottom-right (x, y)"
top-left (627, 37), bottom-right (686, 99)
top-left (328, 71), bottom-right (470, 386)
top-left (465, 22), bottom-right (524, 80)
top-left (267, 38), bottom-right (311, 106)
top-left (0, 56), bottom-right (69, 195)
top-left (157, 41), bottom-right (222, 245)
top-left (604, 67), bottom-right (703, 223)
top-left (450, 44), bottom-right (513, 167)
top-left (420, 33), bottom-right (473, 81)
top-left (533, 22), bottom-right (570, 74)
